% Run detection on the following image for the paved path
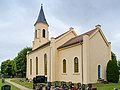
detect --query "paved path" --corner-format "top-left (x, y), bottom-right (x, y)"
top-left (6, 79), bottom-right (32, 90)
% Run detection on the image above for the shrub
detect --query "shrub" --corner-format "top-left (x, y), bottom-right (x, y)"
top-left (106, 60), bottom-right (119, 83)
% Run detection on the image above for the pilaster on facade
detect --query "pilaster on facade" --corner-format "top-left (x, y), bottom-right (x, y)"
top-left (50, 37), bottom-right (56, 82)
top-left (26, 54), bottom-right (29, 78)
top-left (108, 42), bottom-right (111, 60)
top-left (83, 34), bottom-right (90, 84)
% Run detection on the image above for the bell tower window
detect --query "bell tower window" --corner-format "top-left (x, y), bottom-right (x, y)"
top-left (35, 30), bottom-right (37, 38)
top-left (43, 29), bottom-right (46, 38)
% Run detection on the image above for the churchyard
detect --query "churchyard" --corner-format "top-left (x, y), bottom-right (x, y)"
top-left (0, 78), bottom-right (119, 90)
top-left (0, 79), bottom-right (20, 90)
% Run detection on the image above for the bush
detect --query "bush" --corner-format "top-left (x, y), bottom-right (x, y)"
top-left (106, 60), bottom-right (119, 83)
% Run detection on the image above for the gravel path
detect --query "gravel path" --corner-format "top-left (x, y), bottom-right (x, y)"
top-left (6, 79), bottom-right (33, 90)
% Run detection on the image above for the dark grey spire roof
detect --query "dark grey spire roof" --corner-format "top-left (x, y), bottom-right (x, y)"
top-left (34, 5), bottom-right (48, 26)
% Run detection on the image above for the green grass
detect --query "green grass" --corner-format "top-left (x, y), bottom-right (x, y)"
top-left (11, 78), bottom-right (33, 89)
top-left (50, 81), bottom-right (120, 90)
top-left (0, 79), bottom-right (20, 90)
top-left (10, 78), bottom-right (120, 90)
top-left (93, 82), bottom-right (120, 90)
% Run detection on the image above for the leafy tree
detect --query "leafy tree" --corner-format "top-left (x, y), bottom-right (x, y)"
top-left (117, 60), bottom-right (120, 67)
top-left (111, 52), bottom-right (117, 63)
top-left (1, 60), bottom-right (13, 77)
top-left (117, 60), bottom-right (120, 74)
top-left (11, 60), bottom-right (16, 77)
top-left (14, 47), bottom-right (32, 77)
top-left (0, 66), bottom-right (1, 76)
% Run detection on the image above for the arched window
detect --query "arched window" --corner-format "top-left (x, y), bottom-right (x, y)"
top-left (30, 59), bottom-right (32, 75)
top-left (74, 57), bottom-right (79, 73)
top-left (36, 57), bottom-right (38, 75)
top-left (63, 59), bottom-right (66, 73)
top-left (35, 30), bottom-right (37, 38)
top-left (98, 65), bottom-right (101, 79)
top-left (43, 29), bottom-right (46, 38)
top-left (44, 54), bottom-right (47, 75)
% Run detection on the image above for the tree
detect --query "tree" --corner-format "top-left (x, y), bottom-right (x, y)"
top-left (11, 60), bottom-right (16, 77)
top-left (0, 66), bottom-right (1, 76)
top-left (1, 60), bottom-right (13, 77)
top-left (111, 52), bottom-right (117, 63)
top-left (106, 52), bottom-right (119, 83)
top-left (117, 60), bottom-right (120, 74)
top-left (14, 47), bottom-right (32, 77)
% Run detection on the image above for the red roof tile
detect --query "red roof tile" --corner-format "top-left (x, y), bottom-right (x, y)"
top-left (58, 28), bottom-right (97, 49)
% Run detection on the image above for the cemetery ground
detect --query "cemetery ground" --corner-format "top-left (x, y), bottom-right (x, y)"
top-left (0, 78), bottom-right (120, 90)
top-left (0, 79), bottom-right (20, 90)
top-left (10, 78), bottom-right (120, 90)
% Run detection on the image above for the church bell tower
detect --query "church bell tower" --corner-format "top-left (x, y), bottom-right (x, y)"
top-left (33, 4), bottom-right (49, 50)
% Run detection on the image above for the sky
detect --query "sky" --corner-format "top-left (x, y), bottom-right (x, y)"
top-left (0, 0), bottom-right (120, 64)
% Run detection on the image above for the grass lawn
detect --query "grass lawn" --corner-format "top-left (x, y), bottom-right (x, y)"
top-left (94, 82), bottom-right (120, 90)
top-left (0, 79), bottom-right (20, 90)
top-left (10, 78), bottom-right (120, 90)
top-left (51, 81), bottom-right (120, 90)
top-left (11, 78), bottom-right (33, 89)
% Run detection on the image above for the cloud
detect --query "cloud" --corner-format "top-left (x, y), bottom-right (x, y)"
top-left (0, 0), bottom-right (120, 63)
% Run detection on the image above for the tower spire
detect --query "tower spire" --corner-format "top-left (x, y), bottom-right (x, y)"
top-left (34, 4), bottom-right (48, 26)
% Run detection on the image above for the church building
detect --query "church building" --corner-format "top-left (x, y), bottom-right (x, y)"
top-left (26, 5), bottom-right (111, 84)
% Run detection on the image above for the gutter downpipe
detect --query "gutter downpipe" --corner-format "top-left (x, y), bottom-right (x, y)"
top-left (49, 47), bottom-right (51, 82)
top-left (81, 44), bottom-right (83, 84)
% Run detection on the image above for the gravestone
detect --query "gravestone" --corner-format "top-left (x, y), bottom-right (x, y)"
top-left (87, 84), bottom-right (92, 90)
top-left (37, 84), bottom-right (43, 90)
top-left (45, 85), bottom-right (50, 90)
top-left (77, 83), bottom-right (81, 89)
top-left (2, 78), bottom-right (5, 83)
top-left (33, 77), bottom-right (36, 89)
top-left (47, 82), bottom-right (51, 87)
top-left (36, 76), bottom-right (45, 83)
top-left (20, 78), bottom-right (23, 82)
top-left (54, 81), bottom-right (59, 88)
top-left (69, 82), bottom-right (74, 89)
top-left (61, 82), bottom-right (69, 90)
top-left (82, 84), bottom-right (85, 90)
top-left (1, 85), bottom-right (11, 90)
top-left (45, 82), bottom-right (51, 90)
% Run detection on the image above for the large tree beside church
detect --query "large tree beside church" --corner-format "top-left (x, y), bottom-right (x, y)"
top-left (14, 47), bottom-right (32, 77)
top-left (1, 47), bottom-right (32, 77)
top-left (1, 60), bottom-right (14, 77)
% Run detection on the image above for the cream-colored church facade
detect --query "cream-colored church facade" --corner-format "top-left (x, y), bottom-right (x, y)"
top-left (26, 5), bottom-right (111, 84)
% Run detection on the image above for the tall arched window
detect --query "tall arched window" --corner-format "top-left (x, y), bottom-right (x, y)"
top-left (74, 57), bottom-right (79, 73)
top-left (30, 59), bottom-right (32, 75)
top-left (44, 54), bottom-right (47, 75)
top-left (43, 29), bottom-right (46, 38)
top-left (98, 65), bottom-right (101, 79)
top-left (63, 59), bottom-right (66, 73)
top-left (36, 57), bottom-right (38, 75)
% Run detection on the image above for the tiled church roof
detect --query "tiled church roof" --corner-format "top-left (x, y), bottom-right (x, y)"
top-left (58, 28), bottom-right (97, 49)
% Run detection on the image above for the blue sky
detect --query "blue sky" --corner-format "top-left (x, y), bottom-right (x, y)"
top-left (0, 0), bottom-right (120, 64)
